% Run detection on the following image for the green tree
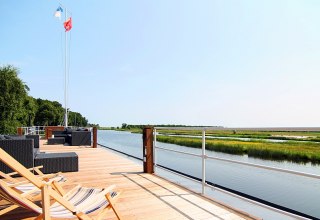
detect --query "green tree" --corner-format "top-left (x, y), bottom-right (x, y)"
top-left (68, 111), bottom-right (88, 127)
top-left (0, 65), bottom-right (29, 134)
top-left (121, 123), bottom-right (127, 129)
top-left (17, 96), bottom-right (37, 126)
top-left (34, 99), bottom-right (64, 126)
top-left (50, 101), bottom-right (64, 125)
top-left (0, 65), bottom-right (91, 131)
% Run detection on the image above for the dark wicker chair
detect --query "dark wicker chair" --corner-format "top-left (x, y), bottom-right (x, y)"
top-left (69, 131), bottom-right (91, 146)
top-left (26, 135), bottom-right (40, 148)
top-left (0, 139), bottom-right (35, 173)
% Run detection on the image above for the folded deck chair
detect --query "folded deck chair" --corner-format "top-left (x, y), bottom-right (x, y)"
top-left (0, 148), bottom-right (121, 220)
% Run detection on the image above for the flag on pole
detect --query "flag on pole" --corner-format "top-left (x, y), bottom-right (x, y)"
top-left (64, 17), bottom-right (72, 31)
top-left (54, 6), bottom-right (63, 19)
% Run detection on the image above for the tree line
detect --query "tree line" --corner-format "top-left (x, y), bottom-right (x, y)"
top-left (0, 65), bottom-right (88, 134)
top-left (120, 123), bottom-right (219, 129)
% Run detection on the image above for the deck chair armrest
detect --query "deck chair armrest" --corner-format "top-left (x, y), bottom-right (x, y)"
top-left (38, 172), bottom-right (63, 181)
top-left (5, 174), bottom-right (63, 189)
top-left (8, 179), bottom-right (59, 188)
top-left (1, 166), bottom-right (46, 184)
top-left (8, 180), bottom-right (33, 187)
top-left (0, 171), bottom-right (17, 182)
top-left (5, 166), bottom-right (44, 177)
top-left (8, 173), bottom-right (63, 186)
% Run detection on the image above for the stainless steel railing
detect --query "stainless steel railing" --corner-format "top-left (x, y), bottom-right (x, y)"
top-left (153, 127), bottom-right (320, 220)
top-left (19, 126), bottom-right (93, 136)
top-left (20, 126), bottom-right (46, 135)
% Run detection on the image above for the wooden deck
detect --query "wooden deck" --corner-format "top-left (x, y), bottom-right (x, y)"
top-left (0, 140), bottom-right (259, 220)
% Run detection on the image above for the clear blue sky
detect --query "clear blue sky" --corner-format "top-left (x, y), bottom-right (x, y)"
top-left (1, 0), bottom-right (320, 127)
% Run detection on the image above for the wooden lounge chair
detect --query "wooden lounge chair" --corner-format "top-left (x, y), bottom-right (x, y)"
top-left (0, 148), bottom-right (121, 219)
top-left (0, 165), bottom-right (66, 217)
top-left (0, 167), bottom-right (66, 201)
top-left (0, 176), bottom-right (65, 217)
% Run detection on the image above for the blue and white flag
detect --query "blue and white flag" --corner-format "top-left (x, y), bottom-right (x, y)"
top-left (54, 6), bottom-right (63, 19)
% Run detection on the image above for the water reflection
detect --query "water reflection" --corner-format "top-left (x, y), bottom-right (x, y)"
top-left (98, 130), bottom-right (320, 219)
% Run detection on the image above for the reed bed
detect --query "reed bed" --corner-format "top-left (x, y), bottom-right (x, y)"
top-left (157, 135), bottom-right (320, 164)
top-left (158, 129), bottom-right (320, 142)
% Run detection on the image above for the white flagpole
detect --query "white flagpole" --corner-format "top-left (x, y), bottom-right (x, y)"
top-left (64, 7), bottom-right (68, 128)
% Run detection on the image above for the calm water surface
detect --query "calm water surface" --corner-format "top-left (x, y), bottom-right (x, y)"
top-left (98, 130), bottom-right (320, 219)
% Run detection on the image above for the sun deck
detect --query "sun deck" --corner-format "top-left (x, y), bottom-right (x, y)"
top-left (0, 140), bottom-right (258, 220)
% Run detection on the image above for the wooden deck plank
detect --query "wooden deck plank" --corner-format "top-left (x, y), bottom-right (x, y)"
top-left (0, 140), bottom-right (259, 220)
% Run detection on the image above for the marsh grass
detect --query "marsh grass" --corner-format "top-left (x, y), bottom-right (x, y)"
top-left (158, 129), bottom-right (320, 142)
top-left (157, 135), bottom-right (320, 164)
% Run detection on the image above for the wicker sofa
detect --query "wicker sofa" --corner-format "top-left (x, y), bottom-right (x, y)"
top-left (52, 128), bottom-right (91, 146)
top-left (0, 135), bottom-right (78, 174)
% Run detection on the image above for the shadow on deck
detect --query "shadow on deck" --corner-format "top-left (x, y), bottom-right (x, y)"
top-left (0, 140), bottom-right (258, 220)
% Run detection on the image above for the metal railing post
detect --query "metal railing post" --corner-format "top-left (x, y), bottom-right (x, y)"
top-left (202, 129), bottom-right (206, 195)
top-left (153, 128), bottom-right (157, 172)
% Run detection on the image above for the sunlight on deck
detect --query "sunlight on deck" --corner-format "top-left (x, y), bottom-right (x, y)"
top-left (0, 140), bottom-right (258, 220)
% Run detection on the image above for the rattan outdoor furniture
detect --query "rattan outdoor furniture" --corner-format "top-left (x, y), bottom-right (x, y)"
top-left (47, 137), bottom-right (65, 145)
top-left (34, 152), bottom-right (78, 174)
top-left (0, 139), bottom-right (35, 173)
top-left (0, 135), bottom-right (79, 174)
top-left (68, 131), bottom-right (91, 146)
top-left (52, 129), bottom-right (91, 146)
top-left (26, 135), bottom-right (40, 148)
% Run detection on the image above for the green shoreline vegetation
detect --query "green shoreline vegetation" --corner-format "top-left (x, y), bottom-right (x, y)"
top-left (157, 135), bottom-right (320, 164)
top-left (113, 124), bottom-right (320, 164)
top-left (157, 129), bottom-right (320, 142)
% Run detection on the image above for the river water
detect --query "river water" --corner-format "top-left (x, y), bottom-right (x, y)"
top-left (98, 130), bottom-right (320, 219)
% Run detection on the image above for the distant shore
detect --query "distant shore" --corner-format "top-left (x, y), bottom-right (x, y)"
top-left (107, 128), bottom-right (320, 164)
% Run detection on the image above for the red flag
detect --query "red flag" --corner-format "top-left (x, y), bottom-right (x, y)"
top-left (64, 17), bottom-right (72, 31)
